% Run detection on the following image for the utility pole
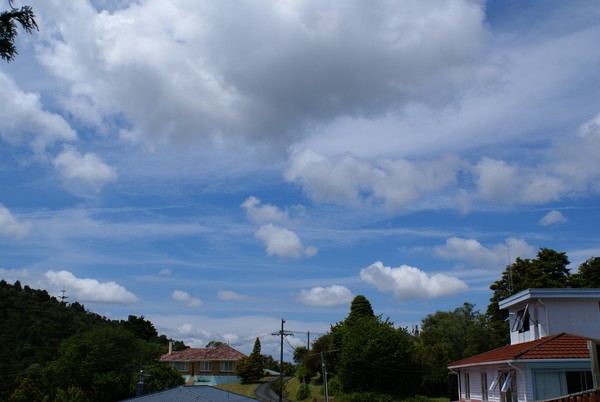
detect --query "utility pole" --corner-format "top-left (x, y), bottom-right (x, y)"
top-left (321, 352), bottom-right (329, 402)
top-left (272, 318), bottom-right (293, 402)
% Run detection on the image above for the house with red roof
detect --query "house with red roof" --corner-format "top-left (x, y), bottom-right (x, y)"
top-left (448, 288), bottom-right (600, 402)
top-left (159, 344), bottom-right (246, 386)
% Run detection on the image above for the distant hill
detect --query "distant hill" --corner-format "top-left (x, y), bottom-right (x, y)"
top-left (0, 279), bottom-right (186, 400)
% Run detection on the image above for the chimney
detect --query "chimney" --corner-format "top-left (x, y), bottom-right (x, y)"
top-left (168, 340), bottom-right (173, 354)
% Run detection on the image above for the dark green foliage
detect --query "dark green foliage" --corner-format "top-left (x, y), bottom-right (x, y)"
top-left (121, 315), bottom-right (159, 342)
top-left (43, 326), bottom-right (161, 402)
top-left (269, 378), bottom-right (285, 396)
top-left (235, 337), bottom-right (264, 383)
top-left (206, 340), bottom-right (225, 348)
top-left (417, 303), bottom-right (492, 394)
top-left (138, 363), bottom-right (185, 393)
top-left (0, 279), bottom-right (187, 400)
top-left (572, 257), bottom-right (600, 288)
top-left (336, 391), bottom-right (395, 402)
top-left (296, 382), bottom-right (311, 400)
top-left (0, 280), bottom-right (110, 400)
top-left (487, 248), bottom-right (571, 346)
top-left (1, 0), bottom-right (37, 62)
top-left (330, 295), bottom-right (418, 398)
top-left (53, 386), bottom-right (89, 402)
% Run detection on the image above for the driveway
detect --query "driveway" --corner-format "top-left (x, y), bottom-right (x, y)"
top-left (254, 377), bottom-right (290, 402)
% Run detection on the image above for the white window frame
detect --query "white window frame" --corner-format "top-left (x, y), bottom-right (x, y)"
top-left (170, 361), bottom-right (188, 372)
top-left (482, 372), bottom-right (489, 401)
top-left (200, 361), bottom-right (211, 372)
top-left (501, 371), bottom-right (514, 393)
top-left (220, 361), bottom-right (235, 372)
top-left (465, 372), bottom-right (471, 400)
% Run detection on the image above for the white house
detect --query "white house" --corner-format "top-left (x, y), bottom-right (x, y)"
top-left (448, 288), bottom-right (600, 402)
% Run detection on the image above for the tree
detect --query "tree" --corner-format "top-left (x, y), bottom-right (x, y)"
top-left (417, 303), bottom-right (492, 394)
top-left (206, 340), bottom-right (224, 349)
top-left (329, 295), bottom-right (418, 398)
top-left (487, 248), bottom-right (571, 346)
top-left (121, 315), bottom-right (158, 342)
top-left (571, 257), bottom-right (600, 288)
top-left (235, 337), bottom-right (264, 383)
top-left (140, 363), bottom-right (184, 393)
top-left (43, 327), bottom-right (162, 402)
top-left (1, 0), bottom-right (37, 62)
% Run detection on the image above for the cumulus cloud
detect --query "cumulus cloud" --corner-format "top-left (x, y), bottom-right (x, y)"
top-left (0, 205), bottom-right (31, 239)
top-left (255, 224), bottom-right (317, 259)
top-left (435, 237), bottom-right (536, 269)
top-left (31, 0), bottom-right (487, 152)
top-left (285, 149), bottom-right (462, 210)
top-left (539, 210), bottom-right (567, 226)
top-left (0, 71), bottom-right (76, 152)
top-left (360, 261), bottom-right (467, 300)
top-left (241, 196), bottom-right (289, 224)
top-left (44, 270), bottom-right (138, 303)
top-left (298, 285), bottom-right (353, 307)
top-left (172, 290), bottom-right (202, 308)
top-left (217, 290), bottom-right (247, 301)
top-left (53, 146), bottom-right (117, 191)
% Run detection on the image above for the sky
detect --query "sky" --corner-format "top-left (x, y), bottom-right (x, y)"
top-left (1, 0), bottom-right (600, 359)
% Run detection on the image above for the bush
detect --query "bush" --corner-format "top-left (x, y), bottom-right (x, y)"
top-left (337, 392), bottom-right (395, 402)
top-left (296, 383), bottom-right (311, 400)
top-left (269, 379), bottom-right (285, 396)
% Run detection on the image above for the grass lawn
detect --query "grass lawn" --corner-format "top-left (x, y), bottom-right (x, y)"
top-left (215, 378), bottom-right (265, 399)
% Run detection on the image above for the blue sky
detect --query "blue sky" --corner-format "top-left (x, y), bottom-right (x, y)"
top-left (1, 0), bottom-right (600, 358)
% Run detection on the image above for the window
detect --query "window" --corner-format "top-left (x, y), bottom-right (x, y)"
top-left (200, 361), bottom-right (211, 372)
top-left (481, 372), bottom-right (488, 401)
top-left (511, 304), bottom-right (530, 333)
top-left (501, 371), bottom-right (514, 393)
top-left (170, 361), bottom-right (188, 372)
top-left (489, 372), bottom-right (501, 391)
top-left (566, 371), bottom-right (593, 394)
top-left (220, 361), bottom-right (235, 372)
top-left (464, 373), bottom-right (471, 400)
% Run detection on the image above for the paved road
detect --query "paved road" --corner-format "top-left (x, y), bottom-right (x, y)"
top-left (254, 377), bottom-right (290, 402)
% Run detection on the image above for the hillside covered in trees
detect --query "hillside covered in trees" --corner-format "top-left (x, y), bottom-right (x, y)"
top-left (0, 280), bottom-right (185, 401)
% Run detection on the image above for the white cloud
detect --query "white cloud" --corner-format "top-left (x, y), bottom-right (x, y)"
top-left (31, 0), bottom-right (487, 153)
top-left (539, 210), bottom-right (567, 226)
top-left (241, 196), bottom-right (289, 224)
top-left (0, 71), bottom-right (76, 152)
top-left (0, 205), bottom-right (31, 239)
top-left (285, 149), bottom-right (462, 210)
top-left (255, 224), bottom-right (317, 259)
top-left (298, 285), bottom-right (353, 307)
top-left (172, 290), bottom-right (202, 308)
top-left (44, 270), bottom-right (138, 303)
top-left (159, 268), bottom-right (172, 276)
top-left (360, 261), bottom-right (468, 300)
top-left (217, 290), bottom-right (248, 301)
top-left (53, 146), bottom-right (117, 191)
top-left (435, 237), bottom-right (536, 269)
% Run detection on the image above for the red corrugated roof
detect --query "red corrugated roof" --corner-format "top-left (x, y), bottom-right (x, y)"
top-left (448, 333), bottom-right (593, 368)
top-left (160, 344), bottom-right (246, 362)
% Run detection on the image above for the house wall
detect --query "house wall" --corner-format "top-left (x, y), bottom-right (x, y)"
top-left (455, 365), bottom-right (526, 402)
top-left (508, 298), bottom-right (600, 345)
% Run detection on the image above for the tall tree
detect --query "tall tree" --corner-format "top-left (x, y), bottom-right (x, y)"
top-left (329, 295), bottom-right (417, 398)
top-left (571, 257), bottom-right (600, 288)
top-left (1, 0), bottom-right (37, 62)
top-left (417, 303), bottom-right (492, 393)
top-left (235, 337), bottom-right (264, 383)
top-left (487, 248), bottom-right (571, 346)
